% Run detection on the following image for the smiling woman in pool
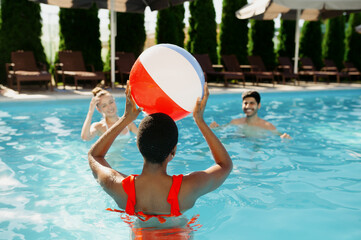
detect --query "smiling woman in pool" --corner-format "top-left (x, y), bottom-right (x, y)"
top-left (81, 87), bottom-right (137, 141)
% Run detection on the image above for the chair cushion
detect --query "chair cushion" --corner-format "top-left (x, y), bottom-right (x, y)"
top-left (14, 71), bottom-right (51, 81)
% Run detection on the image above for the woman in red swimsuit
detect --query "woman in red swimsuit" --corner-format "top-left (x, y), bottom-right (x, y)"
top-left (88, 82), bottom-right (232, 237)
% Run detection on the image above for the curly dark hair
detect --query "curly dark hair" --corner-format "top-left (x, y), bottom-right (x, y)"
top-left (137, 113), bottom-right (178, 164)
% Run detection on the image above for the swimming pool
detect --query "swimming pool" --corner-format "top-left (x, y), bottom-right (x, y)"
top-left (1, 89), bottom-right (361, 239)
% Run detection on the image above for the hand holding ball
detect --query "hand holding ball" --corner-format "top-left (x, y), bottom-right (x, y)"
top-left (129, 44), bottom-right (205, 121)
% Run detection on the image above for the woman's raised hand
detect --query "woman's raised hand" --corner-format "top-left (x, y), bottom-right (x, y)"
top-left (193, 83), bottom-right (209, 123)
top-left (89, 96), bottom-right (99, 112)
top-left (124, 81), bottom-right (143, 121)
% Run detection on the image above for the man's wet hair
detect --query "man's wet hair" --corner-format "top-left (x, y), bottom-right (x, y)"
top-left (242, 90), bottom-right (261, 104)
top-left (137, 113), bottom-right (178, 164)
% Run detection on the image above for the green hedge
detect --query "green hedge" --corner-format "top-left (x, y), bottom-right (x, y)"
top-left (344, 13), bottom-right (361, 71)
top-left (58, 5), bottom-right (103, 71)
top-left (0, 0), bottom-right (46, 85)
top-left (322, 16), bottom-right (345, 70)
top-left (219, 0), bottom-right (248, 64)
top-left (248, 19), bottom-right (276, 69)
top-left (156, 4), bottom-right (185, 47)
top-left (186, 0), bottom-right (218, 63)
top-left (104, 12), bottom-right (146, 72)
top-left (299, 21), bottom-right (323, 69)
top-left (276, 20), bottom-right (296, 60)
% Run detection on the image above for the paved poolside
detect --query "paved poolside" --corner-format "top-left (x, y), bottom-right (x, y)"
top-left (1, 81), bottom-right (361, 101)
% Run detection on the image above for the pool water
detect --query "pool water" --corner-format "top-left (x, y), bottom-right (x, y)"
top-left (1, 89), bottom-right (361, 240)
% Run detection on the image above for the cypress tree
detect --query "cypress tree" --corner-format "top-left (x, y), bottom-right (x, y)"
top-left (58, 5), bottom-right (103, 71)
top-left (299, 21), bottom-right (323, 69)
top-left (276, 19), bottom-right (296, 59)
top-left (156, 4), bottom-right (185, 47)
top-left (115, 12), bottom-right (146, 55)
top-left (0, 0), bottom-right (46, 85)
top-left (186, 0), bottom-right (218, 63)
top-left (219, 0), bottom-right (248, 64)
top-left (104, 12), bottom-right (146, 72)
top-left (248, 19), bottom-right (276, 69)
top-left (322, 16), bottom-right (345, 70)
top-left (344, 13), bottom-right (361, 71)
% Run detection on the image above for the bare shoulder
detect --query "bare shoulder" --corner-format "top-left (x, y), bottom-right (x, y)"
top-left (101, 171), bottom-right (128, 209)
top-left (260, 119), bottom-right (276, 131)
top-left (230, 118), bottom-right (246, 125)
top-left (180, 165), bottom-right (230, 205)
top-left (91, 121), bottom-right (106, 134)
top-left (178, 171), bottom-right (208, 209)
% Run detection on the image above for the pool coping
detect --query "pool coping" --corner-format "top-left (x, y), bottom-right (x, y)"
top-left (1, 82), bottom-right (361, 102)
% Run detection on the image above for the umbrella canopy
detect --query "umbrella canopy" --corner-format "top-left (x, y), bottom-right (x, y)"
top-left (236, 0), bottom-right (361, 20)
top-left (30, 0), bottom-right (192, 88)
top-left (236, 0), bottom-right (361, 73)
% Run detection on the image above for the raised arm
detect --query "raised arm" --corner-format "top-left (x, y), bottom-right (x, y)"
top-left (186, 83), bottom-right (233, 198)
top-left (81, 97), bottom-right (100, 141)
top-left (88, 82), bottom-right (142, 185)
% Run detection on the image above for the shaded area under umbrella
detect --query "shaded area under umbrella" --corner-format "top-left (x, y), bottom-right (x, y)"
top-left (29, 0), bottom-right (193, 88)
top-left (236, 0), bottom-right (361, 73)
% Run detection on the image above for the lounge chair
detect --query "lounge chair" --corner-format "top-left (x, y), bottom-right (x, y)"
top-left (247, 56), bottom-right (275, 86)
top-left (6, 51), bottom-right (53, 93)
top-left (221, 54), bottom-right (250, 87)
top-left (56, 50), bottom-right (105, 90)
top-left (116, 52), bottom-right (136, 86)
top-left (342, 62), bottom-right (360, 81)
top-left (277, 56), bottom-right (299, 85)
top-left (299, 57), bottom-right (334, 83)
top-left (322, 59), bottom-right (348, 83)
top-left (193, 54), bottom-right (245, 87)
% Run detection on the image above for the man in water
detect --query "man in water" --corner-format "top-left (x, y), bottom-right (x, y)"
top-left (210, 90), bottom-right (291, 139)
top-left (88, 83), bottom-right (232, 224)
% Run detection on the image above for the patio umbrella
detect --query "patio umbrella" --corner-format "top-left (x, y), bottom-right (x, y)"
top-left (236, 0), bottom-right (361, 73)
top-left (29, 0), bottom-right (192, 88)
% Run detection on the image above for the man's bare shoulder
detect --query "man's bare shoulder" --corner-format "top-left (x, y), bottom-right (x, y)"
top-left (259, 119), bottom-right (276, 131)
top-left (230, 118), bottom-right (246, 125)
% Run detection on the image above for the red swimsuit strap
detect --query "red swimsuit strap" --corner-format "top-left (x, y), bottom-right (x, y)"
top-left (167, 174), bottom-right (183, 216)
top-left (122, 174), bottom-right (138, 215)
top-left (121, 174), bottom-right (184, 219)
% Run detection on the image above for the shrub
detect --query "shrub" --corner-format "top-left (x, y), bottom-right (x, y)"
top-left (219, 0), bottom-right (248, 64)
top-left (0, 0), bottom-right (46, 84)
top-left (299, 21), bottom-right (323, 69)
top-left (322, 16), bottom-right (345, 70)
top-left (186, 0), bottom-right (218, 63)
top-left (58, 5), bottom-right (103, 71)
top-left (248, 19), bottom-right (276, 69)
top-left (156, 4), bottom-right (185, 47)
top-left (104, 12), bottom-right (146, 72)
top-left (344, 13), bottom-right (361, 71)
top-left (276, 19), bottom-right (296, 60)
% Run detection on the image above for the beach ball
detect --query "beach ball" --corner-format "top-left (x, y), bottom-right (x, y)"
top-left (129, 44), bottom-right (205, 121)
